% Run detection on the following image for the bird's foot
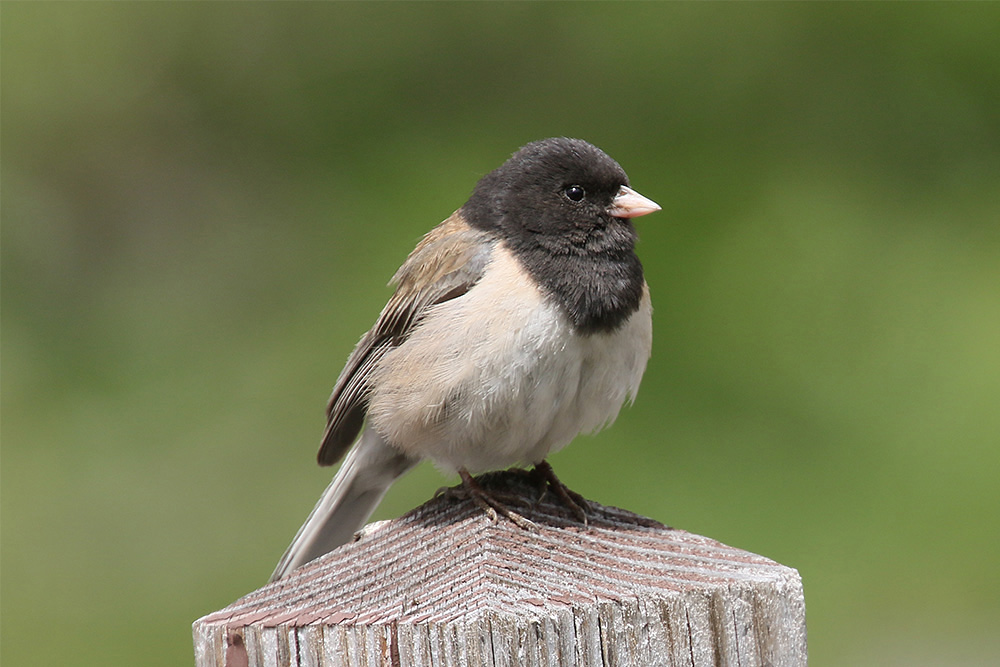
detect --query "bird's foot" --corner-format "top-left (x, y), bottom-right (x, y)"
top-left (530, 460), bottom-right (591, 526)
top-left (437, 468), bottom-right (538, 531)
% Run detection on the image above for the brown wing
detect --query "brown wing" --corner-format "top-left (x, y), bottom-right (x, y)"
top-left (317, 212), bottom-right (494, 465)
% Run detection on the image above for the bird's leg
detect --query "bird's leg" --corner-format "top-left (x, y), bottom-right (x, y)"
top-left (437, 468), bottom-right (538, 531)
top-left (532, 460), bottom-right (591, 526)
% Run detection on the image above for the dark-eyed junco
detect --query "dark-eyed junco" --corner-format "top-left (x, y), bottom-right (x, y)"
top-left (271, 138), bottom-right (660, 581)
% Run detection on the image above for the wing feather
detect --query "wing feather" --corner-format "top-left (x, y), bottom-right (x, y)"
top-left (317, 212), bottom-right (494, 465)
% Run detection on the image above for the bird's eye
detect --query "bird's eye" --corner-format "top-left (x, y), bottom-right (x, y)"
top-left (564, 185), bottom-right (586, 202)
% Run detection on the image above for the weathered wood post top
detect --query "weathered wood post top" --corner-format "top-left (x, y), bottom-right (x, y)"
top-left (194, 472), bottom-right (807, 666)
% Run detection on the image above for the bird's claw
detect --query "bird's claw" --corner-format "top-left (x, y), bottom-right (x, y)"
top-left (440, 469), bottom-right (538, 531)
top-left (532, 460), bottom-right (591, 526)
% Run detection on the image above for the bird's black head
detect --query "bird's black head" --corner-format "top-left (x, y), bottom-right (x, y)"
top-left (462, 138), bottom-right (652, 334)
top-left (463, 137), bottom-right (632, 247)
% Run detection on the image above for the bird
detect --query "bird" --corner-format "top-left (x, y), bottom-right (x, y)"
top-left (270, 137), bottom-right (660, 581)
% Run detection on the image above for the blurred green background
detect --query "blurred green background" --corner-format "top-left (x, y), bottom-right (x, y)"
top-left (3, 3), bottom-right (998, 665)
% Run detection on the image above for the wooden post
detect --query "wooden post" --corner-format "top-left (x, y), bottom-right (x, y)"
top-left (194, 471), bottom-right (807, 666)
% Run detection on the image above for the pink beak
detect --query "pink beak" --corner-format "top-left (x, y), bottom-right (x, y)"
top-left (607, 186), bottom-right (661, 219)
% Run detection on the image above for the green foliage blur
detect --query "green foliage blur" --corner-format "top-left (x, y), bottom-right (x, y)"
top-left (3, 3), bottom-right (998, 665)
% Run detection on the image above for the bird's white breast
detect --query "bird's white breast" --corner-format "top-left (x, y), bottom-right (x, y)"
top-left (366, 244), bottom-right (652, 472)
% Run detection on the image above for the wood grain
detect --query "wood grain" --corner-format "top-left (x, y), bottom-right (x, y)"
top-left (194, 471), bottom-right (807, 666)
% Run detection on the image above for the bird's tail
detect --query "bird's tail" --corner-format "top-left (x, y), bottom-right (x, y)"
top-left (270, 428), bottom-right (417, 582)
